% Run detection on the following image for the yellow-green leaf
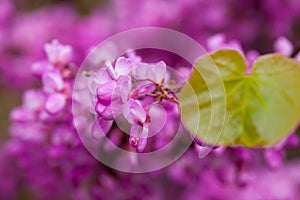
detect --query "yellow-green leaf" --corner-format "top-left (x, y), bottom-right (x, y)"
top-left (179, 49), bottom-right (300, 147)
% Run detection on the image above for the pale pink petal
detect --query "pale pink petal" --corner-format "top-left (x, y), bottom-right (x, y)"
top-left (127, 51), bottom-right (142, 65)
top-left (133, 63), bottom-right (149, 80)
top-left (45, 93), bottom-right (66, 114)
top-left (116, 75), bottom-right (132, 102)
top-left (44, 39), bottom-right (72, 65)
top-left (31, 61), bottom-right (54, 77)
top-left (207, 34), bottom-right (226, 51)
top-left (122, 99), bottom-right (146, 124)
top-left (105, 61), bottom-right (117, 79)
top-left (110, 99), bottom-right (124, 118)
top-left (115, 57), bottom-right (132, 77)
top-left (42, 70), bottom-right (64, 93)
top-left (23, 90), bottom-right (46, 111)
top-left (133, 61), bottom-right (166, 83)
top-left (227, 40), bottom-right (244, 55)
top-left (152, 61), bottom-right (167, 83)
top-left (207, 34), bottom-right (244, 55)
top-left (134, 81), bottom-right (156, 96)
top-left (274, 37), bottom-right (293, 56)
top-left (87, 68), bottom-right (112, 96)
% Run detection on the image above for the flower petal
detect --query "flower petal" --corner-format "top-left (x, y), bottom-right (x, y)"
top-left (274, 37), bottom-right (293, 56)
top-left (153, 61), bottom-right (167, 83)
top-left (96, 80), bottom-right (117, 105)
top-left (115, 57), bottom-right (132, 77)
top-left (42, 70), bottom-right (64, 93)
top-left (96, 100), bottom-right (123, 121)
top-left (31, 61), bottom-right (54, 77)
top-left (129, 124), bottom-right (149, 152)
top-left (87, 68), bottom-right (112, 96)
top-left (23, 90), bottom-right (46, 111)
top-left (133, 61), bottom-right (166, 83)
top-left (116, 75), bottom-right (132, 103)
top-left (122, 99), bottom-right (146, 124)
top-left (45, 93), bottom-right (66, 114)
top-left (44, 39), bottom-right (72, 65)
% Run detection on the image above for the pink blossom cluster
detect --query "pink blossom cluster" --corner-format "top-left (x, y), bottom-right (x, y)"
top-left (1, 0), bottom-right (300, 198)
top-left (1, 37), bottom-right (300, 199)
top-left (88, 54), bottom-right (183, 152)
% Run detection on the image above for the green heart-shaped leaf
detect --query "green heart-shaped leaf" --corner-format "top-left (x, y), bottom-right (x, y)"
top-left (179, 49), bottom-right (300, 147)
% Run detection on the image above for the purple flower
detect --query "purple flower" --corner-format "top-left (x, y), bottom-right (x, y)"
top-left (96, 80), bottom-right (117, 105)
top-left (42, 70), bottom-right (64, 93)
top-left (88, 52), bottom-right (182, 152)
top-left (45, 93), bottom-right (66, 114)
top-left (129, 124), bottom-right (149, 152)
top-left (106, 57), bottom-right (133, 79)
top-left (133, 61), bottom-right (166, 83)
top-left (116, 75), bottom-right (132, 103)
top-left (44, 39), bottom-right (72, 67)
top-left (95, 101), bottom-right (122, 121)
top-left (123, 99), bottom-right (147, 125)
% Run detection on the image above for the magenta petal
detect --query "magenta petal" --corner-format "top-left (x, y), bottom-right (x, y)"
top-left (115, 57), bottom-right (132, 77)
top-left (194, 143), bottom-right (213, 159)
top-left (96, 80), bottom-right (117, 105)
top-left (95, 102), bottom-right (113, 120)
top-left (129, 124), bottom-right (149, 152)
top-left (87, 68), bottom-right (112, 96)
top-left (135, 81), bottom-right (156, 96)
top-left (95, 100), bottom-right (123, 120)
top-left (122, 99), bottom-right (146, 124)
top-left (91, 117), bottom-right (113, 139)
top-left (285, 134), bottom-right (299, 147)
top-left (264, 149), bottom-right (283, 169)
top-left (137, 125), bottom-right (149, 152)
top-left (245, 50), bottom-right (259, 75)
top-left (45, 93), bottom-right (66, 114)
